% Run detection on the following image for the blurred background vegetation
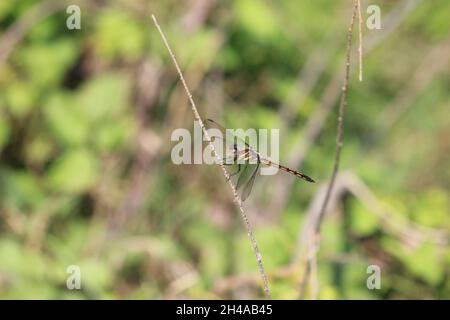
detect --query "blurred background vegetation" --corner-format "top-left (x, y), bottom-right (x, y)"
top-left (0, 0), bottom-right (449, 299)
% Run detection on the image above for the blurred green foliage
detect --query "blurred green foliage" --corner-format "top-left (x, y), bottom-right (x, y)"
top-left (0, 0), bottom-right (449, 299)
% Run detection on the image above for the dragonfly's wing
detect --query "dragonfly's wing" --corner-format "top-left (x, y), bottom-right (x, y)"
top-left (204, 119), bottom-right (237, 162)
top-left (204, 119), bottom-right (226, 132)
top-left (236, 163), bottom-right (250, 190)
top-left (241, 162), bottom-right (260, 201)
top-left (203, 119), bottom-right (233, 162)
top-left (205, 119), bottom-right (261, 201)
top-left (204, 119), bottom-right (236, 142)
top-left (205, 119), bottom-right (250, 150)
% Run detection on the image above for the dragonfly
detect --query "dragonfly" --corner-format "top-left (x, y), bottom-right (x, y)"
top-left (205, 119), bottom-right (315, 201)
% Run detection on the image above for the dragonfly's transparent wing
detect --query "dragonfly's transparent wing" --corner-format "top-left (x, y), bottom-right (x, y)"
top-left (241, 162), bottom-right (260, 201)
top-left (236, 163), bottom-right (250, 189)
top-left (205, 119), bottom-right (250, 150)
top-left (202, 120), bottom-right (231, 164)
top-left (204, 119), bottom-right (236, 142)
top-left (205, 119), bottom-right (261, 201)
top-left (204, 119), bottom-right (238, 163)
top-left (204, 119), bottom-right (227, 134)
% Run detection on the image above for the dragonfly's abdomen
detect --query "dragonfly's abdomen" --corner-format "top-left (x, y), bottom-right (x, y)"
top-left (280, 165), bottom-right (315, 183)
top-left (262, 159), bottom-right (315, 183)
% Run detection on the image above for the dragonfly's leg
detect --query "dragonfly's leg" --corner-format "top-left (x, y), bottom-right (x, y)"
top-left (230, 164), bottom-right (241, 177)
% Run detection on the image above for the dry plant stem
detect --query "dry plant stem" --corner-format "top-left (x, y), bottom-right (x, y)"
top-left (316, 0), bottom-right (357, 236)
top-left (109, 0), bottom-right (217, 235)
top-left (269, 0), bottom-right (420, 216)
top-left (357, 0), bottom-right (363, 82)
top-left (300, 0), bottom-right (358, 298)
top-left (292, 0), bottom-right (422, 264)
top-left (151, 14), bottom-right (271, 299)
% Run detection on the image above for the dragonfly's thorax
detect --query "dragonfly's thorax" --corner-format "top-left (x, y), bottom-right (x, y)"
top-left (233, 146), bottom-right (259, 164)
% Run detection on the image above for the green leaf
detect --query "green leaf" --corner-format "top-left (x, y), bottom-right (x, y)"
top-left (95, 117), bottom-right (134, 152)
top-left (43, 93), bottom-right (88, 146)
top-left (403, 243), bottom-right (443, 285)
top-left (78, 259), bottom-right (113, 292)
top-left (381, 237), bottom-right (443, 286)
top-left (349, 200), bottom-right (379, 236)
top-left (25, 134), bottom-right (54, 166)
top-left (47, 149), bottom-right (99, 194)
top-left (5, 81), bottom-right (37, 118)
top-left (93, 10), bottom-right (147, 60)
top-left (234, 0), bottom-right (279, 39)
top-left (77, 73), bottom-right (129, 123)
top-left (0, 169), bottom-right (44, 211)
top-left (18, 40), bottom-right (78, 89)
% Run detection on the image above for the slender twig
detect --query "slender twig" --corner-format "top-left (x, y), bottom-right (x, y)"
top-left (151, 14), bottom-right (271, 299)
top-left (299, 0), bottom-right (359, 298)
top-left (357, 0), bottom-right (363, 82)
top-left (267, 0), bottom-right (418, 216)
top-left (316, 0), bottom-right (357, 238)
